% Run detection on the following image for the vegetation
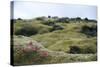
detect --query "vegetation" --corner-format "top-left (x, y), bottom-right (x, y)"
top-left (12, 16), bottom-right (97, 66)
top-left (14, 20), bottom-right (52, 36)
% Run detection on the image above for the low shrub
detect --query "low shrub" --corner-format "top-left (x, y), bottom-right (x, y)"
top-left (81, 44), bottom-right (97, 54)
top-left (51, 25), bottom-right (64, 31)
top-left (15, 25), bottom-right (38, 36)
top-left (81, 25), bottom-right (97, 37)
top-left (14, 21), bottom-right (52, 36)
top-left (14, 41), bottom-right (49, 65)
top-left (69, 46), bottom-right (81, 54)
top-left (69, 44), bottom-right (97, 54)
top-left (42, 20), bottom-right (55, 26)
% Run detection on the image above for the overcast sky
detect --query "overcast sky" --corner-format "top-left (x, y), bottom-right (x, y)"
top-left (12, 1), bottom-right (97, 20)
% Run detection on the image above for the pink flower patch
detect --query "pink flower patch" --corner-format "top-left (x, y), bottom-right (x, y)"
top-left (23, 41), bottom-right (40, 52)
top-left (31, 47), bottom-right (37, 51)
top-left (39, 51), bottom-right (48, 57)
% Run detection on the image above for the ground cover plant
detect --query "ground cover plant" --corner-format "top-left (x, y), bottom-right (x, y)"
top-left (11, 16), bottom-right (97, 66)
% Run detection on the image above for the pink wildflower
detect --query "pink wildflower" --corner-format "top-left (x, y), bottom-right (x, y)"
top-left (31, 47), bottom-right (37, 51)
top-left (23, 41), bottom-right (40, 52)
top-left (39, 51), bottom-right (48, 57)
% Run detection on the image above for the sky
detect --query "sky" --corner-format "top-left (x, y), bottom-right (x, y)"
top-left (12, 1), bottom-right (97, 20)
